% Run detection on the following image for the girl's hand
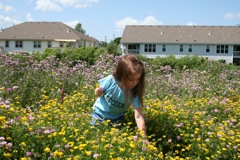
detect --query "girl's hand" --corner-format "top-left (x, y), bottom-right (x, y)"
top-left (95, 87), bottom-right (103, 97)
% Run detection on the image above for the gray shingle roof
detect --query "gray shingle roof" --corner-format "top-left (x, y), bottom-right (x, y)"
top-left (121, 25), bottom-right (240, 44)
top-left (0, 22), bottom-right (98, 42)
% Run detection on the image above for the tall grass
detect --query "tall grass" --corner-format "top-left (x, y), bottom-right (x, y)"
top-left (0, 52), bottom-right (239, 159)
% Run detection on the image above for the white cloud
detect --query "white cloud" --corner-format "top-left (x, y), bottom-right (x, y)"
top-left (223, 12), bottom-right (240, 19)
top-left (35, 0), bottom-right (62, 12)
top-left (26, 13), bottom-right (34, 21)
top-left (115, 16), bottom-right (163, 31)
top-left (186, 21), bottom-right (196, 26)
top-left (141, 16), bottom-right (163, 25)
top-left (35, 0), bottom-right (99, 11)
top-left (0, 15), bottom-right (21, 27)
top-left (64, 20), bottom-right (79, 28)
top-left (0, 2), bottom-right (15, 12)
top-left (55, 0), bottom-right (99, 8)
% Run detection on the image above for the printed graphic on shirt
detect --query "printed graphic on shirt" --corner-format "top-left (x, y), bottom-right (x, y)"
top-left (105, 95), bottom-right (125, 108)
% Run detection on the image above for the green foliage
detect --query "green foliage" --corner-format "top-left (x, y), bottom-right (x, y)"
top-left (99, 41), bottom-right (108, 48)
top-left (113, 37), bottom-right (121, 45)
top-left (75, 23), bottom-right (86, 34)
top-left (107, 40), bottom-right (121, 56)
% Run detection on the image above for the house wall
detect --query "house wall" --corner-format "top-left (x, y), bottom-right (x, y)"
top-left (0, 40), bottom-right (99, 53)
top-left (0, 40), bottom-right (48, 53)
top-left (126, 43), bottom-right (234, 64)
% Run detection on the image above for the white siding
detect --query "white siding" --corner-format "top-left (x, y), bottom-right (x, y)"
top-left (123, 43), bottom-right (234, 64)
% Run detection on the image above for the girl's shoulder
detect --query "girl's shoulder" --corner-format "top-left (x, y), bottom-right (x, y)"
top-left (100, 74), bottom-right (114, 82)
top-left (98, 74), bottom-right (117, 89)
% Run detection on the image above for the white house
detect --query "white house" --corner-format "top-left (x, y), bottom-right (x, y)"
top-left (0, 22), bottom-right (99, 53)
top-left (120, 25), bottom-right (240, 64)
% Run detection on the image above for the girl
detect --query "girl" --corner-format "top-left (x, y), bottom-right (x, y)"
top-left (90, 54), bottom-right (147, 136)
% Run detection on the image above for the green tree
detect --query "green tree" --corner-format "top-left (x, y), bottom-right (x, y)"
top-left (113, 37), bottom-right (121, 45)
top-left (99, 41), bottom-right (108, 48)
top-left (75, 23), bottom-right (86, 34)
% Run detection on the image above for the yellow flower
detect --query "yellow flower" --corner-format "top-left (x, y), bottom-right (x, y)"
top-left (129, 142), bottom-right (135, 148)
top-left (44, 147), bottom-right (51, 153)
top-left (20, 142), bottom-right (26, 147)
top-left (0, 116), bottom-right (6, 121)
top-left (222, 148), bottom-right (227, 151)
top-left (119, 147), bottom-right (125, 152)
top-left (85, 151), bottom-right (92, 156)
top-left (3, 153), bottom-right (12, 157)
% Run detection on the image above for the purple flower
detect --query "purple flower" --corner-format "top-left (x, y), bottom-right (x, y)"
top-left (14, 116), bottom-right (22, 121)
top-left (96, 74), bottom-right (103, 80)
top-left (4, 100), bottom-right (10, 105)
top-left (230, 119), bottom-right (236, 123)
top-left (0, 141), bottom-right (7, 147)
top-left (7, 88), bottom-right (13, 92)
top-left (177, 136), bottom-right (181, 140)
top-left (36, 128), bottom-right (42, 134)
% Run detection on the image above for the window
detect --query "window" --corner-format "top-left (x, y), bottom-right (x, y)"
top-left (128, 44), bottom-right (140, 50)
top-left (188, 44), bottom-right (192, 52)
top-left (15, 41), bottom-right (23, 48)
top-left (5, 41), bottom-right (9, 48)
top-left (48, 41), bottom-right (52, 48)
top-left (127, 44), bottom-right (140, 54)
top-left (180, 44), bottom-right (183, 52)
top-left (206, 45), bottom-right (210, 52)
top-left (60, 42), bottom-right (64, 47)
top-left (144, 44), bottom-right (156, 52)
top-left (162, 44), bottom-right (166, 52)
top-left (216, 45), bottom-right (228, 54)
top-left (225, 45), bottom-right (228, 53)
top-left (33, 41), bottom-right (41, 48)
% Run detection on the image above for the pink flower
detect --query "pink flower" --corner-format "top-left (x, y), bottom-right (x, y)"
top-left (93, 153), bottom-right (100, 159)
top-left (28, 116), bottom-right (34, 121)
top-left (133, 136), bottom-right (138, 141)
top-left (65, 144), bottom-right (70, 149)
top-left (0, 137), bottom-right (5, 141)
top-left (176, 123), bottom-right (183, 128)
top-left (7, 143), bottom-right (13, 149)
top-left (26, 152), bottom-right (32, 157)
top-left (12, 86), bottom-right (19, 90)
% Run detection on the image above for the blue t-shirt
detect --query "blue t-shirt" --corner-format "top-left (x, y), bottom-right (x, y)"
top-left (93, 75), bottom-right (140, 119)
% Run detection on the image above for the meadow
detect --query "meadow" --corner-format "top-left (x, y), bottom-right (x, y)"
top-left (0, 51), bottom-right (239, 160)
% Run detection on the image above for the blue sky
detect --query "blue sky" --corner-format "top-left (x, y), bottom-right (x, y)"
top-left (0, 0), bottom-right (240, 42)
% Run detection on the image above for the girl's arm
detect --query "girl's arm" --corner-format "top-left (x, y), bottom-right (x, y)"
top-left (134, 107), bottom-right (147, 136)
top-left (94, 87), bottom-right (103, 97)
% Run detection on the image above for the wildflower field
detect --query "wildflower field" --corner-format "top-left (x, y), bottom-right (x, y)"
top-left (0, 52), bottom-right (239, 159)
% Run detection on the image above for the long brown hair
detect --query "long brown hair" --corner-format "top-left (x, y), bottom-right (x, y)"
top-left (113, 54), bottom-right (145, 106)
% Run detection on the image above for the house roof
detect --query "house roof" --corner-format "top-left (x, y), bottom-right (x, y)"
top-left (0, 22), bottom-right (98, 42)
top-left (121, 25), bottom-right (240, 44)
